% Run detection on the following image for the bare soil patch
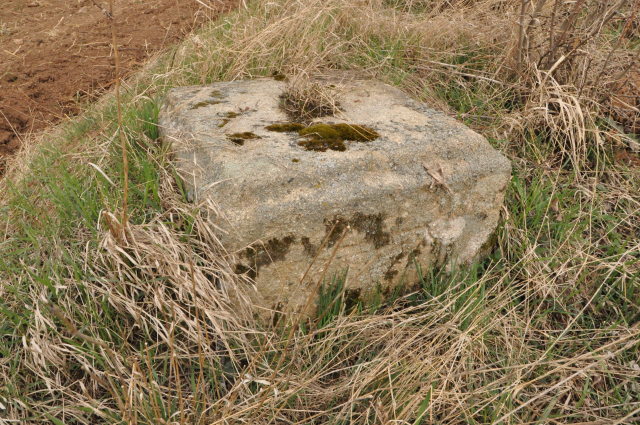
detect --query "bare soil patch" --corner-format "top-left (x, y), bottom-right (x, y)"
top-left (0, 0), bottom-right (235, 171)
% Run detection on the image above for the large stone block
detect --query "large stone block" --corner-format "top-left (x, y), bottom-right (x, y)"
top-left (159, 77), bottom-right (511, 313)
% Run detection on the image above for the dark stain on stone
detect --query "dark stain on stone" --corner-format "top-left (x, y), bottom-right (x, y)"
top-left (218, 111), bottom-right (241, 128)
top-left (324, 212), bottom-right (391, 249)
top-left (384, 269), bottom-right (399, 281)
top-left (301, 236), bottom-right (318, 257)
top-left (234, 263), bottom-right (254, 279)
top-left (237, 235), bottom-right (296, 279)
top-left (404, 241), bottom-right (426, 269)
top-left (395, 217), bottom-right (404, 227)
top-left (479, 230), bottom-right (498, 256)
top-left (191, 100), bottom-right (223, 109)
top-left (324, 216), bottom-right (350, 248)
top-left (344, 288), bottom-right (362, 311)
top-left (350, 212), bottom-right (391, 249)
top-left (394, 251), bottom-right (406, 262)
top-left (227, 132), bottom-right (261, 145)
top-left (384, 251), bottom-right (406, 281)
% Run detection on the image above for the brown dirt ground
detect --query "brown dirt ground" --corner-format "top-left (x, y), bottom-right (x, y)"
top-left (0, 0), bottom-right (235, 172)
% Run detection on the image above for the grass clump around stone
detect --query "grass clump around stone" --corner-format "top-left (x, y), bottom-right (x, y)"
top-left (279, 81), bottom-right (341, 122)
top-left (0, 1), bottom-right (639, 424)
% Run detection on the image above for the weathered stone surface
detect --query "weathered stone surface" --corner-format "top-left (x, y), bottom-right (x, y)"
top-left (159, 77), bottom-right (511, 313)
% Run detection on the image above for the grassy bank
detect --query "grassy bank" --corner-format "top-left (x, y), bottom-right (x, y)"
top-left (1, 0), bottom-right (639, 423)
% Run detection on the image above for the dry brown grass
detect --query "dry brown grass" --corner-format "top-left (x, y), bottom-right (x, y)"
top-left (279, 79), bottom-right (342, 123)
top-left (175, 0), bottom-right (639, 165)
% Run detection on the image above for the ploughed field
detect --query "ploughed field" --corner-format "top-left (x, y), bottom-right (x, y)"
top-left (0, 0), bottom-right (235, 172)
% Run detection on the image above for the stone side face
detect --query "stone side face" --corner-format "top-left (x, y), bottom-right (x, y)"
top-left (159, 77), bottom-right (511, 313)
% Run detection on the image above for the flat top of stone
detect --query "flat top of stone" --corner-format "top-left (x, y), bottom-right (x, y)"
top-left (159, 77), bottom-right (511, 247)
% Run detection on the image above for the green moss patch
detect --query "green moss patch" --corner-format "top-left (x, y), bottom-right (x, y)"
top-left (299, 138), bottom-right (347, 152)
top-left (298, 123), bottom-right (379, 152)
top-left (299, 123), bottom-right (379, 141)
top-left (265, 122), bottom-right (379, 152)
top-left (227, 132), bottom-right (261, 145)
top-left (218, 111), bottom-right (241, 128)
top-left (265, 122), bottom-right (306, 132)
top-left (298, 123), bottom-right (341, 139)
top-left (331, 124), bottom-right (379, 141)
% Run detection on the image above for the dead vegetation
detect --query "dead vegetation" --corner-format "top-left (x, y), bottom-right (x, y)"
top-left (280, 79), bottom-right (342, 122)
top-left (0, 0), bottom-right (639, 424)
